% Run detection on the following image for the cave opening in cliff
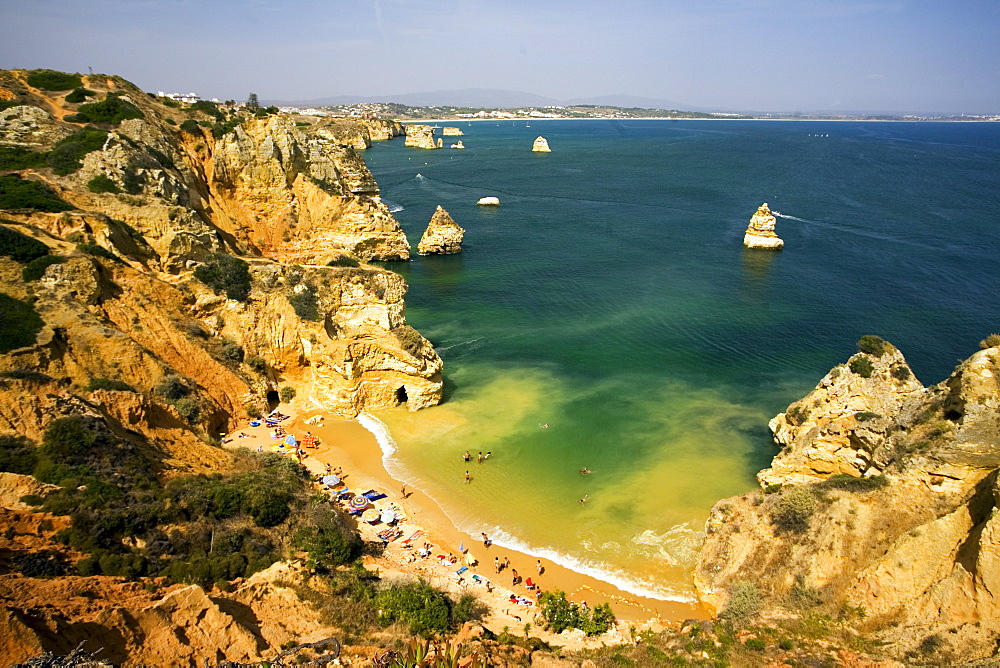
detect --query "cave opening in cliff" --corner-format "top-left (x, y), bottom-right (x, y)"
top-left (266, 390), bottom-right (279, 411)
top-left (396, 386), bottom-right (408, 405)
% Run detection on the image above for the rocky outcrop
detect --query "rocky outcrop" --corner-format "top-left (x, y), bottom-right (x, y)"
top-left (532, 136), bottom-right (551, 152)
top-left (362, 118), bottom-right (404, 141)
top-left (695, 341), bottom-right (1000, 663)
top-left (404, 124), bottom-right (439, 149)
top-left (743, 203), bottom-right (783, 249)
top-left (0, 105), bottom-right (71, 147)
top-left (443, 127), bottom-right (464, 136)
top-left (477, 197), bottom-right (500, 206)
top-left (450, 141), bottom-right (465, 149)
top-left (417, 205), bottom-right (465, 255)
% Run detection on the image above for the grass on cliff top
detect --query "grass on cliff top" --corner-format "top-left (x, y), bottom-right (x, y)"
top-left (0, 175), bottom-right (74, 212)
top-left (0, 293), bottom-right (45, 353)
top-left (25, 69), bottom-right (82, 91)
top-left (0, 127), bottom-right (108, 176)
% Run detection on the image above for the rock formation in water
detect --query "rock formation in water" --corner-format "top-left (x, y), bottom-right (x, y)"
top-left (404, 124), bottom-right (439, 149)
top-left (443, 127), bottom-right (464, 136)
top-left (532, 136), bottom-right (551, 152)
top-left (695, 336), bottom-right (1000, 663)
top-left (477, 197), bottom-right (500, 206)
top-left (743, 203), bottom-right (784, 249)
top-left (450, 141), bottom-right (465, 149)
top-left (417, 205), bottom-right (465, 255)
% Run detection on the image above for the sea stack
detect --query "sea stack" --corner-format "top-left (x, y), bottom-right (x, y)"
top-left (418, 205), bottom-right (466, 255)
top-left (743, 203), bottom-right (784, 249)
top-left (477, 196), bottom-right (500, 206)
top-left (443, 127), bottom-right (464, 136)
top-left (532, 136), bottom-right (551, 152)
top-left (404, 124), bottom-right (440, 149)
top-left (450, 141), bottom-right (465, 149)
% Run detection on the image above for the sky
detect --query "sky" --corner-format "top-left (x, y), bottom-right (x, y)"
top-left (3, 0), bottom-right (1000, 114)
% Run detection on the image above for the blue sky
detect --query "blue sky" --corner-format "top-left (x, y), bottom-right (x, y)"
top-left (3, 0), bottom-right (999, 113)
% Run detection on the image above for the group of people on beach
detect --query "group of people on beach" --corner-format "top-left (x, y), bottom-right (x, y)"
top-left (462, 450), bottom-right (493, 483)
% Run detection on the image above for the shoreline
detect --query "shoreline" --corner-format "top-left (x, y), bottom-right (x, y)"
top-left (396, 116), bottom-right (993, 124)
top-left (225, 408), bottom-right (707, 645)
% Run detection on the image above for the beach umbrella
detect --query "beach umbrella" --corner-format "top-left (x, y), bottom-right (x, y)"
top-left (464, 552), bottom-right (476, 566)
top-left (380, 509), bottom-right (395, 524)
top-left (284, 435), bottom-right (297, 446)
top-left (350, 495), bottom-right (369, 510)
top-left (362, 508), bottom-right (380, 523)
top-left (458, 541), bottom-right (465, 553)
top-left (321, 475), bottom-right (341, 486)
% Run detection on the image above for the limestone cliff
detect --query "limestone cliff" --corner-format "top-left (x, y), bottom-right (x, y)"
top-left (743, 203), bottom-right (784, 249)
top-left (417, 205), bottom-right (465, 255)
top-left (404, 124), bottom-right (440, 149)
top-left (695, 338), bottom-right (1000, 663)
top-left (532, 136), bottom-right (551, 152)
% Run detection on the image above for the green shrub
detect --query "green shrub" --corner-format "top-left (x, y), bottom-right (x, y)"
top-left (173, 396), bottom-right (201, 423)
top-left (327, 254), bottom-right (360, 267)
top-left (537, 589), bottom-right (613, 635)
top-left (46, 127), bottom-right (109, 175)
top-left (393, 326), bottom-right (424, 355)
top-left (220, 340), bottom-right (244, 363)
top-left (279, 386), bottom-right (296, 403)
top-left (374, 581), bottom-right (452, 636)
top-left (0, 224), bottom-right (49, 262)
top-left (87, 174), bottom-right (121, 194)
top-left (744, 638), bottom-right (766, 651)
top-left (14, 549), bottom-right (70, 577)
top-left (26, 69), bottom-right (82, 91)
top-left (165, 118), bottom-right (177, 125)
top-left (288, 284), bottom-right (319, 320)
top-left (246, 355), bottom-right (267, 374)
top-left (980, 334), bottom-right (1000, 350)
top-left (770, 486), bottom-right (817, 534)
top-left (0, 293), bottom-right (44, 353)
top-left (211, 118), bottom-right (242, 138)
top-left (161, 97), bottom-right (180, 108)
top-left (849, 356), bottom-right (874, 378)
top-left (22, 254), bottom-right (66, 281)
top-left (0, 174), bottom-right (74, 212)
top-left (785, 404), bottom-right (808, 426)
top-left (0, 434), bottom-right (38, 475)
top-left (0, 146), bottom-right (48, 170)
top-left (721, 580), bottom-right (762, 620)
top-left (891, 365), bottom-right (912, 381)
top-left (246, 487), bottom-right (291, 527)
top-left (194, 253), bottom-right (252, 302)
top-left (64, 87), bottom-right (95, 104)
top-left (86, 377), bottom-right (135, 392)
top-left (821, 473), bottom-right (888, 493)
top-left (857, 335), bottom-right (888, 357)
top-left (156, 376), bottom-right (189, 400)
top-left (0, 100), bottom-right (21, 112)
top-left (63, 113), bottom-right (88, 123)
top-left (295, 510), bottom-right (361, 569)
top-left (190, 100), bottom-right (224, 121)
top-left (451, 594), bottom-right (486, 626)
top-left (180, 119), bottom-right (200, 133)
top-left (74, 94), bottom-right (143, 125)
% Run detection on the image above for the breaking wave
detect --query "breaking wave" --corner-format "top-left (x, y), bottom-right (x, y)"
top-left (383, 199), bottom-right (404, 213)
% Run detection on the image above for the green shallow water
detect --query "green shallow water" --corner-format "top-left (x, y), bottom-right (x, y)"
top-left (359, 120), bottom-right (1000, 599)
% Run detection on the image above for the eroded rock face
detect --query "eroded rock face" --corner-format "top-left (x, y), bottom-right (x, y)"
top-left (743, 203), bottom-right (783, 249)
top-left (0, 105), bottom-right (70, 147)
top-left (417, 205), bottom-right (465, 255)
top-left (695, 344), bottom-right (1000, 663)
top-left (404, 124), bottom-right (439, 149)
top-left (443, 127), bottom-right (464, 136)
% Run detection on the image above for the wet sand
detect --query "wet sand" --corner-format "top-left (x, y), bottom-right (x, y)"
top-left (226, 409), bottom-right (707, 644)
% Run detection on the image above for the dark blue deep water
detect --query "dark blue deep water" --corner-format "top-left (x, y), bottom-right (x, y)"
top-left (362, 120), bottom-right (1000, 599)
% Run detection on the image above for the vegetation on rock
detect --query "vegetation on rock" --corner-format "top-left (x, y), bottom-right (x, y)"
top-left (73, 93), bottom-right (143, 125)
top-left (0, 293), bottom-right (45, 352)
top-left (537, 589), bottom-right (615, 635)
top-left (64, 87), bottom-right (95, 104)
top-left (857, 334), bottom-right (889, 356)
top-left (0, 174), bottom-right (74, 211)
top-left (194, 253), bottom-right (252, 301)
top-left (86, 174), bottom-right (121, 193)
top-left (848, 356), bottom-right (875, 378)
top-left (0, 223), bottom-right (49, 262)
top-left (26, 69), bottom-right (82, 91)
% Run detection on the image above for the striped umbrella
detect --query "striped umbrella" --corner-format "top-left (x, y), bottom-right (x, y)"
top-left (349, 495), bottom-right (369, 510)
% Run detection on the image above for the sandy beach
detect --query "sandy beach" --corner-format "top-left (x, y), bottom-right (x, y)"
top-left (224, 406), bottom-right (707, 646)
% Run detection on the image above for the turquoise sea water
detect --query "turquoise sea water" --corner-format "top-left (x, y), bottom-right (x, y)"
top-left (361, 120), bottom-right (1000, 600)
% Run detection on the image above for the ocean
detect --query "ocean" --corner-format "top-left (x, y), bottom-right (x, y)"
top-left (360, 119), bottom-right (1000, 601)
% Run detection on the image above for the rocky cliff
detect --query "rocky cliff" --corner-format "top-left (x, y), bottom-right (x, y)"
top-left (743, 203), bottom-right (783, 249)
top-left (417, 205), bottom-right (465, 255)
top-left (695, 337), bottom-right (1000, 663)
top-left (404, 124), bottom-right (440, 149)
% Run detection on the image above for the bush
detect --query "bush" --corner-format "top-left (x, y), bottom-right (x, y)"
top-left (74, 94), bottom-right (143, 125)
top-left (0, 100), bottom-right (21, 112)
top-left (22, 254), bottom-right (66, 281)
top-left (0, 145), bottom-right (48, 170)
top-left (393, 326), bottom-right (424, 355)
top-left (451, 594), bottom-right (486, 626)
top-left (86, 377), bottom-right (135, 392)
top-left (537, 589), bottom-right (614, 635)
top-left (211, 118), bottom-right (242, 138)
top-left (374, 581), bottom-right (452, 637)
top-left (194, 254), bottom-right (252, 302)
top-left (0, 224), bottom-right (49, 262)
top-left (821, 474), bottom-right (888, 493)
top-left (190, 100), bottom-right (224, 121)
top-left (857, 335), bottom-right (888, 357)
top-left (87, 174), bottom-right (121, 194)
top-left (288, 284), bottom-right (319, 321)
top-left (0, 174), bottom-right (74, 212)
top-left (173, 396), bottom-right (201, 423)
top-left (64, 87), bottom-right (95, 104)
top-left (0, 293), bottom-right (45, 353)
top-left (849, 356), bottom-right (874, 378)
top-left (891, 365), bottom-right (912, 381)
top-left (14, 549), bottom-right (70, 577)
top-left (246, 355), bottom-right (267, 374)
top-left (246, 487), bottom-right (291, 527)
top-left (180, 119), bottom-right (200, 133)
top-left (279, 386), bottom-right (296, 403)
top-left (721, 580), bottom-right (762, 620)
top-left (771, 486), bottom-right (817, 534)
top-left (0, 434), bottom-right (38, 475)
top-left (46, 127), bottom-right (110, 175)
top-left (745, 638), bottom-right (766, 651)
top-left (220, 340), bottom-right (244, 363)
top-left (156, 376), bottom-right (189, 400)
top-left (327, 254), bottom-right (360, 268)
top-left (295, 510), bottom-right (361, 569)
top-left (980, 334), bottom-right (1000, 350)
top-left (26, 69), bottom-right (82, 91)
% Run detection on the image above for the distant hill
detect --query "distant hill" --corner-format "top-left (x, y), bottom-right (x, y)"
top-left (265, 88), bottom-right (696, 110)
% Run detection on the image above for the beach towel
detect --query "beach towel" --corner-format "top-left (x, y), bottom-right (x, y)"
top-left (363, 490), bottom-right (388, 501)
top-left (455, 566), bottom-right (468, 575)
top-left (402, 530), bottom-right (423, 544)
